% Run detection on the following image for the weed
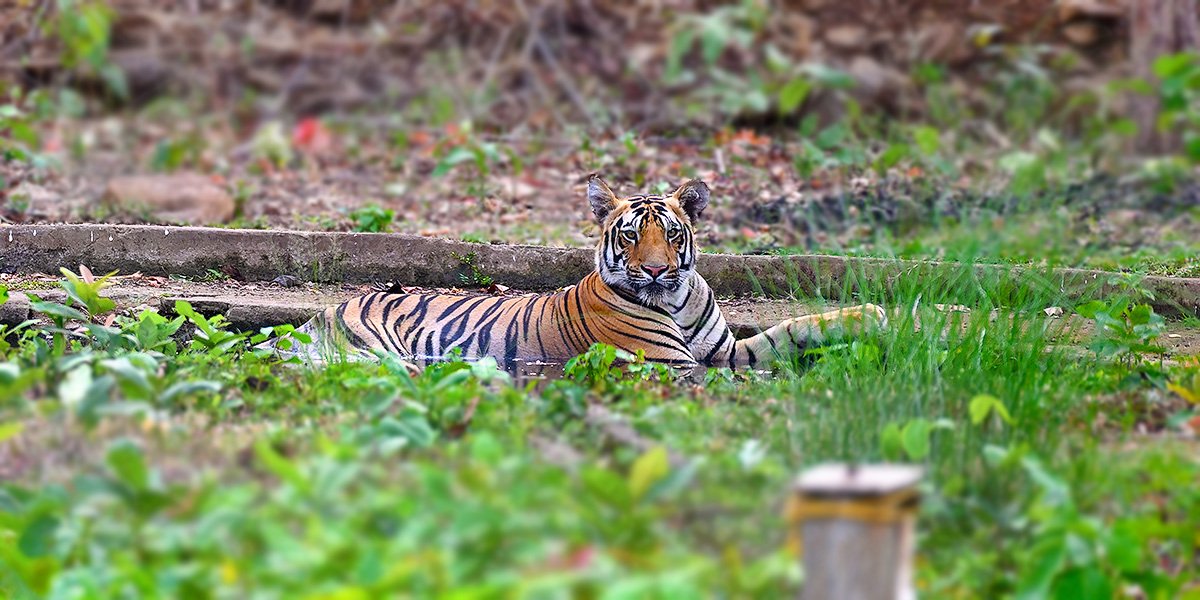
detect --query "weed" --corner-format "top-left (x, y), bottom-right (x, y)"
top-left (1076, 298), bottom-right (1167, 367)
top-left (450, 251), bottom-right (494, 287)
top-left (1147, 52), bottom-right (1200, 162)
top-left (52, 0), bottom-right (126, 99)
top-left (348, 204), bottom-right (395, 233)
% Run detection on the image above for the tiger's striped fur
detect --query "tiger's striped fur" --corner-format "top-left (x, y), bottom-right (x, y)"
top-left (280, 176), bottom-right (886, 367)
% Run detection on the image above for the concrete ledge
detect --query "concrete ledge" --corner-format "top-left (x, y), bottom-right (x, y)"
top-left (2, 224), bottom-right (1198, 317)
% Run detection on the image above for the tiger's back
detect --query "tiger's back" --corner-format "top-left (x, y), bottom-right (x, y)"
top-left (299, 271), bottom-right (697, 365)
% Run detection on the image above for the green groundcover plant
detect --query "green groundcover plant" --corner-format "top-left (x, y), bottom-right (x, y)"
top-left (0, 262), bottom-right (1197, 599)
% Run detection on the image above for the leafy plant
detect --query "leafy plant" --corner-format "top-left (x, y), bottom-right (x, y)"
top-left (0, 96), bottom-right (44, 164)
top-left (59, 265), bottom-right (117, 318)
top-left (52, 0), bottom-right (127, 99)
top-left (349, 204), bottom-right (395, 233)
top-left (432, 140), bottom-right (499, 178)
top-left (563, 343), bottom-right (674, 392)
top-left (173, 300), bottom-right (247, 356)
top-left (149, 133), bottom-right (205, 172)
top-left (968, 394), bottom-right (1014, 427)
top-left (1076, 299), bottom-right (1167, 366)
top-left (879, 418), bottom-right (954, 461)
top-left (1007, 453), bottom-right (1172, 599)
top-left (450, 251), bottom-right (494, 287)
top-left (1147, 52), bottom-right (1200, 162)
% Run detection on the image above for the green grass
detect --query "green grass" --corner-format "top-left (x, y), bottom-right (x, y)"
top-left (0, 264), bottom-right (1197, 598)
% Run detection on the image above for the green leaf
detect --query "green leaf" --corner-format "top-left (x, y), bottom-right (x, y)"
top-left (629, 446), bottom-right (670, 501)
top-left (0, 284), bottom-right (8, 305)
top-left (643, 459), bottom-right (698, 502)
top-left (159, 380), bottom-right (221, 403)
top-left (880, 422), bottom-right (904, 461)
top-left (999, 151), bottom-right (1046, 197)
top-left (254, 438), bottom-right (310, 492)
top-left (912, 126), bottom-right (940, 155)
top-left (1021, 456), bottom-right (1071, 508)
top-left (99, 357), bottom-right (153, 397)
top-left (57, 365), bottom-right (94, 409)
top-left (969, 394), bottom-right (1014, 425)
top-left (581, 465), bottom-right (632, 509)
top-left (1106, 521), bottom-right (1144, 572)
top-left (28, 300), bottom-right (88, 322)
top-left (1128, 304), bottom-right (1157, 326)
top-left (0, 421), bottom-right (23, 443)
top-left (1152, 52), bottom-right (1197, 80)
top-left (1051, 566), bottom-right (1113, 600)
top-left (1016, 537), bottom-right (1066, 600)
top-left (778, 78), bottom-right (811, 113)
top-left (432, 147), bottom-right (478, 177)
top-left (876, 143), bottom-right (909, 172)
top-left (801, 64), bottom-right (856, 89)
top-left (665, 29), bottom-right (696, 82)
top-left (18, 514), bottom-right (59, 558)
top-left (378, 412), bottom-right (437, 448)
top-left (1075, 300), bottom-right (1106, 319)
top-left (1186, 135), bottom-right (1200, 163)
top-left (174, 301), bottom-right (212, 335)
top-left (699, 27), bottom-right (725, 65)
top-left (106, 439), bottom-right (149, 491)
top-left (901, 419), bottom-right (932, 460)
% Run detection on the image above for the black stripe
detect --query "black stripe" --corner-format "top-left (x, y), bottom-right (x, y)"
top-left (702, 328), bottom-right (731, 364)
top-left (504, 316), bottom-right (520, 365)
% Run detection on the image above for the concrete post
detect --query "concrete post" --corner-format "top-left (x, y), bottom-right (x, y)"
top-left (787, 463), bottom-right (924, 600)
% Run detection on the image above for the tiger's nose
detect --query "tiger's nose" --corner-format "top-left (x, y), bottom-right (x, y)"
top-left (642, 264), bottom-right (669, 279)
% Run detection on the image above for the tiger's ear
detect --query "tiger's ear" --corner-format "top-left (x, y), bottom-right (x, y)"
top-left (672, 179), bottom-right (710, 222)
top-left (587, 174), bottom-right (619, 223)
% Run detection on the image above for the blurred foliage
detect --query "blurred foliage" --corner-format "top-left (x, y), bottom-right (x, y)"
top-left (0, 266), bottom-right (1197, 597)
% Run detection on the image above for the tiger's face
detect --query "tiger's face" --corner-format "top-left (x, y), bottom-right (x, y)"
top-left (587, 175), bottom-right (710, 305)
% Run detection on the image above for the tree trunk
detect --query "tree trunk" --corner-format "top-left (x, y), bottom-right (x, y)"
top-left (1130, 0), bottom-right (1200, 155)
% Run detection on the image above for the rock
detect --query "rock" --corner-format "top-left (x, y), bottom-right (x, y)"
top-left (1061, 22), bottom-right (1101, 46)
top-left (7, 182), bottom-right (60, 219)
top-left (102, 173), bottom-right (235, 225)
top-left (0, 294), bottom-right (31, 327)
top-left (272, 275), bottom-right (302, 288)
top-left (847, 56), bottom-right (907, 96)
top-left (824, 25), bottom-right (870, 50)
top-left (915, 21), bottom-right (973, 65)
top-left (1058, 0), bottom-right (1123, 22)
top-left (308, 0), bottom-right (384, 23)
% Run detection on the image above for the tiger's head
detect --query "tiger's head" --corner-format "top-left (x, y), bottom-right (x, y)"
top-left (587, 174), bottom-right (710, 306)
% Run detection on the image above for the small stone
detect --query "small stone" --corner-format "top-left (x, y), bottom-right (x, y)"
top-left (1057, 0), bottom-right (1122, 22)
top-left (103, 173), bottom-right (235, 225)
top-left (0, 293), bottom-right (31, 327)
top-left (273, 275), bottom-right (302, 288)
top-left (1044, 306), bottom-right (1064, 317)
top-left (915, 21), bottom-right (973, 65)
top-left (1061, 22), bottom-right (1100, 46)
top-left (824, 25), bottom-right (870, 50)
top-left (847, 56), bottom-right (907, 96)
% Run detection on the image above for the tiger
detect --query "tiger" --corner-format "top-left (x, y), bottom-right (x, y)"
top-left (274, 175), bottom-right (887, 368)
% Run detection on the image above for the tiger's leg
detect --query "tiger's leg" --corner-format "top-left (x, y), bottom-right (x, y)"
top-left (729, 304), bottom-right (887, 367)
